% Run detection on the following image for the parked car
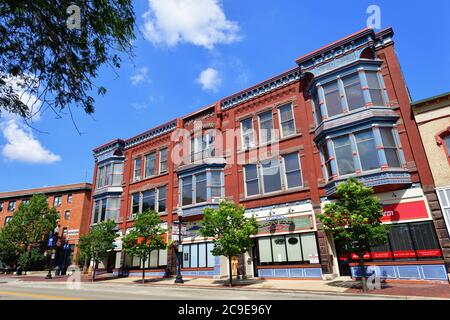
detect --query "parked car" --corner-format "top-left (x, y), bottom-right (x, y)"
top-left (0, 262), bottom-right (12, 274)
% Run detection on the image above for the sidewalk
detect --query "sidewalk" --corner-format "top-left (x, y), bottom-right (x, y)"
top-left (103, 276), bottom-right (450, 299)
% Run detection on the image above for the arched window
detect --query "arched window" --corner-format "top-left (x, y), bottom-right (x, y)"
top-left (436, 127), bottom-right (450, 165)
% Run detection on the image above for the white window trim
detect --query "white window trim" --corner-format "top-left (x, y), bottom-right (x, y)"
top-left (144, 152), bottom-right (157, 178)
top-left (243, 164), bottom-right (261, 198)
top-left (159, 148), bottom-right (168, 174)
top-left (277, 103), bottom-right (296, 139)
top-left (133, 157), bottom-right (142, 181)
top-left (240, 117), bottom-right (255, 150)
top-left (258, 110), bottom-right (275, 146)
top-left (282, 152), bottom-right (304, 189)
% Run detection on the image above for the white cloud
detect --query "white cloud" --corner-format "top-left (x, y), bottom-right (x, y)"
top-left (142, 0), bottom-right (241, 49)
top-left (196, 68), bottom-right (221, 92)
top-left (130, 67), bottom-right (150, 86)
top-left (1, 120), bottom-right (61, 164)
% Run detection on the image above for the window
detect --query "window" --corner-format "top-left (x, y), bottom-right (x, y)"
top-left (133, 157), bottom-right (142, 181)
top-left (445, 135), bottom-right (450, 156)
top-left (64, 210), bottom-right (70, 220)
top-left (0, 202), bottom-right (3, 212)
top-left (67, 194), bottom-right (73, 204)
top-left (182, 242), bottom-right (215, 268)
top-left (96, 162), bottom-right (123, 188)
top-left (278, 104), bottom-right (296, 137)
top-left (323, 81), bottom-right (341, 117)
top-left (366, 72), bottom-right (385, 106)
top-left (144, 152), bottom-right (156, 178)
top-left (5, 216), bottom-right (12, 224)
top-left (321, 127), bottom-right (402, 179)
top-left (158, 187), bottom-right (167, 213)
top-left (313, 94), bottom-right (322, 126)
top-left (355, 130), bottom-right (379, 171)
top-left (191, 133), bottom-right (214, 162)
top-left (320, 144), bottom-right (333, 181)
top-left (333, 136), bottom-right (355, 175)
top-left (283, 153), bottom-right (303, 188)
top-left (62, 227), bottom-right (68, 238)
top-left (244, 164), bottom-right (260, 197)
top-left (259, 111), bottom-right (274, 144)
top-left (134, 248), bottom-right (168, 269)
top-left (256, 233), bottom-right (319, 265)
top-left (195, 173), bottom-right (207, 204)
top-left (261, 158), bottom-right (282, 193)
top-left (211, 171), bottom-right (222, 198)
top-left (142, 190), bottom-right (155, 212)
top-left (159, 148), bottom-right (168, 174)
top-left (93, 197), bottom-right (121, 224)
top-left (437, 187), bottom-right (450, 233)
top-left (21, 199), bottom-right (30, 205)
top-left (53, 196), bottom-right (62, 207)
top-left (182, 176), bottom-right (193, 206)
top-left (131, 193), bottom-right (140, 215)
top-left (366, 221), bottom-right (442, 261)
top-left (380, 128), bottom-right (401, 168)
top-left (343, 73), bottom-right (365, 110)
top-left (240, 118), bottom-right (254, 149)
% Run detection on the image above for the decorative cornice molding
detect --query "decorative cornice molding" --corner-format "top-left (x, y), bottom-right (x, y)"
top-left (124, 121), bottom-right (177, 150)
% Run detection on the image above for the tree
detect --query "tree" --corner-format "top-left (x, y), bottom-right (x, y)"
top-left (317, 178), bottom-right (390, 292)
top-left (0, 194), bottom-right (59, 272)
top-left (77, 220), bottom-right (117, 281)
top-left (0, 1), bottom-right (135, 123)
top-left (200, 201), bottom-right (258, 286)
top-left (122, 209), bottom-right (167, 283)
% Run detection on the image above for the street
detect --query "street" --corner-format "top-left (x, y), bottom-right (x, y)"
top-left (0, 278), bottom-right (405, 300)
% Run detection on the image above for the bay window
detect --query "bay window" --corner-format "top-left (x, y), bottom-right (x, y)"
top-left (312, 69), bottom-right (387, 124)
top-left (343, 73), bottom-right (365, 111)
top-left (366, 71), bottom-right (385, 106)
top-left (333, 136), bottom-right (355, 175)
top-left (380, 128), bottom-right (401, 168)
top-left (278, 103), bottom-right (296, 138)
top-left (321, 127), bottom-right (403, 181)
top-left (97, 162), bottom-right (124, 188)
top-left (259, 111), bottom-right (274, 144)
top-left (256, 232), bottom-right (319, 265)
top-left (92, 197), bottom-right (120, 224)
top-left (144, 152), bottom-right (156, 178)
top-left (240, 118), bottom-right (254, 149)
top-left (355, 130), bottom-right (379, 171)
top-left (180, 170), bottom-right (224, 207)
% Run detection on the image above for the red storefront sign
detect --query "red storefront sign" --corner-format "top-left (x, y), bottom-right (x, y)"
top-left (381, 201), bottom-right (429, 223)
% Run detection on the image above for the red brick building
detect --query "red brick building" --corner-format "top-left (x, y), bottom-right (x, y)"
top-left (91, 27), bottom-right (450, 281)
top-left (0, 183), bottom-right (92, 264)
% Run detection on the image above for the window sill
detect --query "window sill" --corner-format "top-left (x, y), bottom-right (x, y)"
top-left (240, 186), bottom-right (309, 202)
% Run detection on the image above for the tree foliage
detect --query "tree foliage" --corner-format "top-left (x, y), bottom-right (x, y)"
top-left (0, 194), bottom-right (59, 269)
top-left (200, 201), bottom-right (258, 286)
top-left (77, 219), bottom-right (117, 280)
top-left (0, 0), bottom-right (135, 121)
top-left (122, 209), bottom-right (167, 283)
top-left (317, 178), bottom-right (390, 291)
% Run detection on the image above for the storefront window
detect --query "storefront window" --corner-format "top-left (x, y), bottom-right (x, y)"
top-left (182, 243), bottom-right (215, 269)
top-left (256, 233), bottom-right (319, 265)
top-left (132, 249), bottom-right (167, 269)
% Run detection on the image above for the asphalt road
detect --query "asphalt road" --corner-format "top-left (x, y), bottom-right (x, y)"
top-left (0, 278), bottom-right (406, 300)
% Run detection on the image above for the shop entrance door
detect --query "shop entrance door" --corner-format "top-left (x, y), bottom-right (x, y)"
top-left (335, 240), bottom-right (351, 277)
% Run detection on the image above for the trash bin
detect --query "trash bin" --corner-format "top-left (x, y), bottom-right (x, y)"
top-left (55, 266), bottom-right (61, 276)
top-left (16, 266), bottom-right (22, 276)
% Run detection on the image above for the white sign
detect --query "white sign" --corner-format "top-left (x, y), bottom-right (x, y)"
top-left (309, 254), bottom-right (320, 264)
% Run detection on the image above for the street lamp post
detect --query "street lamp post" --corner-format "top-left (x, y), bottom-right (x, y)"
top-left (174, 215), bottom-right (184, 284)
top-left (45, 225), bottom-right (59, 279)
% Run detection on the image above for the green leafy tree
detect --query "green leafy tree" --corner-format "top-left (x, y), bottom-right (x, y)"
top-left (77, 220), bottom-right (117, 281)
top-left (318, 178), bottom-right (390, 292)
top-left (200, 201), bottom-right (258, 286)
top-left (0, 194), bottom-right (59, 272)
top-left (0, 0), bottom-right (135, 122)
top-left (122, 210), bottom-right (167, 283)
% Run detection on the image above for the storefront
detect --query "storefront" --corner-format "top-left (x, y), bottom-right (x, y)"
top-left (247, 202), bottom-right (322, 279)
top-left (333, 187), bottom-right (448, 281)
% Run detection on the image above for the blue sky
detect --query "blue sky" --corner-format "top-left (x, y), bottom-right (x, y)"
top-left (1, 0), bottom-right (449, 191)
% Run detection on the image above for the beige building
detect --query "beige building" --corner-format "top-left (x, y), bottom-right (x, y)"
top-left (412, 92), bottom-right (450, 232)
